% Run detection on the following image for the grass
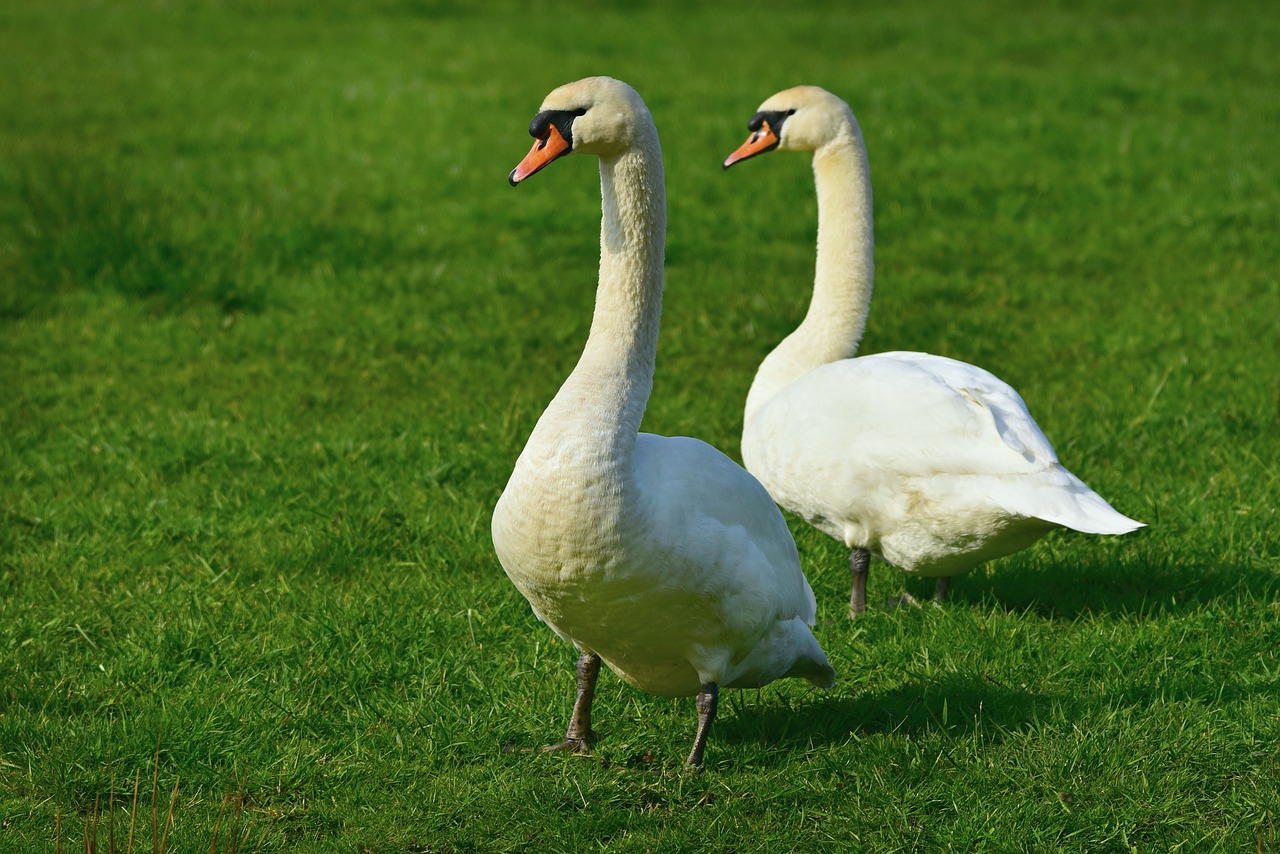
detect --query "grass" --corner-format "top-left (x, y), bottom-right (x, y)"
top-left (1, 0), bottom-right (1277, 849)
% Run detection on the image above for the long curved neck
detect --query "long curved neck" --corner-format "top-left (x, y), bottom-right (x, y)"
top-left (535, 135), bottom-right (666, 468)
top-left (745, 131), bottom-right (874, 422)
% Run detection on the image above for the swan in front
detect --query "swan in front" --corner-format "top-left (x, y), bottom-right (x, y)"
top-left (723, 85), bottom-right (1144, 616)
top-left (492, 77), bottom-right (834, 768)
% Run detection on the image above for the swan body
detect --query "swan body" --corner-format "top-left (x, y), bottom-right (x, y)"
top-left (492, 77), bottom-right (833, 765)
top-left (746, 351), bottom-right (1141, 579)
top-left (725, 86), bottom-right (1143, 612)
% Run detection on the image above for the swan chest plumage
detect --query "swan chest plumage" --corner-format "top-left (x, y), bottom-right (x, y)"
top-left (492, 77), bottom-right (833, 766)
top-left (725, 86), bottom-right (1143, 613)
top-left (494, 430), bottom-right (822, 697)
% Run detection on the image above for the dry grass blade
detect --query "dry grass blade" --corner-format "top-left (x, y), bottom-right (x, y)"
top-left (108, 769), bottom-right (116, 854)
top-left (127, 768), bottom-right (140, 854)
top-left (238, 819), bottom-right (258, 854)
top-left (1258, 811), bottom-right (1276, 854)
top-left (151, 733), bottom-right (161, 853)
top-left (158, 777), bottom-right (179, 854)
top-left (226, 792), bottom-right (244, 854)
top-left (207, 794), bottom-right (230, 854)
top-left (82, 793), bottom-right (97, 854)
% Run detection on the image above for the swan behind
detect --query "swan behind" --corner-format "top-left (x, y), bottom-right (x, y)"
top-left (724, 86), bottom-right (1144, 614)
top-left (492, 77), bottom-right (833, 767)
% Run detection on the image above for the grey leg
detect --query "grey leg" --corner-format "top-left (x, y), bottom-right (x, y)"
top-left (934, 576), bottom-right (951, 603)
top-left (849, 548), bottom-right (871, 617)
top-left (685, 683), bottom-right (719, 768)
top-left (543, 651), bottom-right (600, 754)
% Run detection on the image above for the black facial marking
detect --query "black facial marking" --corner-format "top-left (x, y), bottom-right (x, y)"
top-left (746, 108), bottom-right (795, 136)
top-left (529, 107), bottom-right (587, 148)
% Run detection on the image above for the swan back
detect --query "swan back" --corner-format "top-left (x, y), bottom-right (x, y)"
top-left (744, 351), bottom-right (1144, 575)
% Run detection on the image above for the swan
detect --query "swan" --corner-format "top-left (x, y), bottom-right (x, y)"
top-left (723, 85), bottom-right (1144, 615)
top-left (492, 77), bottom-right (835, 768)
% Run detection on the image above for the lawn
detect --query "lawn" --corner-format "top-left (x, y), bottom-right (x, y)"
top-left (2, 0), bottom-right (1278, 850)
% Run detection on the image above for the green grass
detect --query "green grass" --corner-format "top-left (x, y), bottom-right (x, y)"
top-left (2, 0), bottom-right (1278, 849)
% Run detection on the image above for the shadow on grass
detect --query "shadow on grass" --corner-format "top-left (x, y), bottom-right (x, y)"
top-left (715, 663), bottom-right (1276, 763)
top-left (717, 673), bottom-right (1042, 753)
top-left (902, 548), bottom-right (1279, 621)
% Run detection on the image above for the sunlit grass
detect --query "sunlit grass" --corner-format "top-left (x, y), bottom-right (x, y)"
top-left (2, 0), bottom-right (1277, 850)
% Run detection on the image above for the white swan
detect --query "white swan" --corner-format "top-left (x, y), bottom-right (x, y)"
top-left (723, 85), bottom-right (1144, 615)
top-left (492, 77), bottom-right (834, 768)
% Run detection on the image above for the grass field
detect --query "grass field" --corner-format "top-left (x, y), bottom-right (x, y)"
top-left (2, 0), bottom-right (1278, 850)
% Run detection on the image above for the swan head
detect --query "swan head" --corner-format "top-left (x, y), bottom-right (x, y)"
top-left (509, 76), bottom-right (654, 186)
top-left (722, 85), bottom-right (861, 168)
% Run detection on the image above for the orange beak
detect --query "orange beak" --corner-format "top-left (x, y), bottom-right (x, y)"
top-left (722, 120), bottom-right (781, 169)
top-left (509, 123), bottom-right (572, 186)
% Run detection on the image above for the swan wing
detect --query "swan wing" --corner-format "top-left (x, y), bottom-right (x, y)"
top-left (751, 353), bottom-right (1055, 485)
top-left (633, 433), bottom-right (818, 626)
top-left (861, 351), bottom-right (1059, 465)
top-left (861, 353), bottom-right (1142, 533)
top-left (745, 353), bottom-right (1142, 541)
top-left (629, 433), bottom-right (834, 690)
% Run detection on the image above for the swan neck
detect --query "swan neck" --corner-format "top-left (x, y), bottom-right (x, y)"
top-left (746, 132), bottom-right (874, 422)
top-left (544, 138), bottom-right (666, 463)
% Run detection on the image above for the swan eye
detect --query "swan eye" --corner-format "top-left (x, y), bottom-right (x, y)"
top-left (529, 107), bottom-right (588, 146)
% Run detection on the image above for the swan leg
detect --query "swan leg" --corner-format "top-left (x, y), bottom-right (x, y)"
top-left (849, 548), bottom-right (871, 617)
top-left (543, 651), bottom-right (601, 754)
top-left (685, 682), bottom-right (719, 768)
top-left (934, 576), bottom-right (951, 603)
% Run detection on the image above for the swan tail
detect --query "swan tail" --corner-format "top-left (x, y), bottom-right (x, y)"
top-left (798, 659), bottom-right (838, 691)
top-left (989, 465), bottom-right (1145, 536)
top-left (785, 652), bottom-right (836, 690)
top-left (727, 619), bottom-right (836, 691)
top-left (1044, 487), bottom-right (1146, 535)
top-left (786, 622), bottom-right (837, 690)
